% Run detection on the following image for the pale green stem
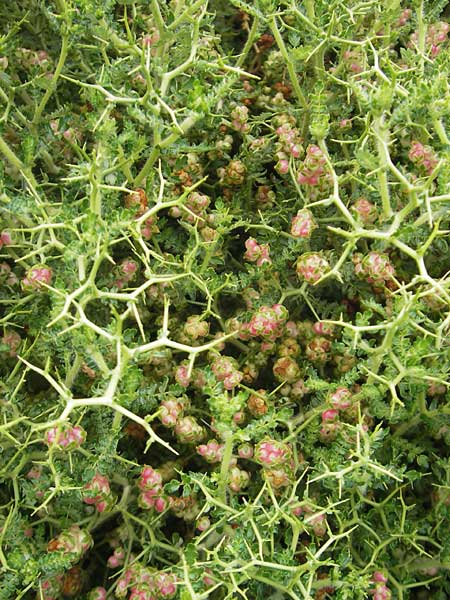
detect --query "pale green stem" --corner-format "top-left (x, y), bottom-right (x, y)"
top-left (218, 429), bottom-right (234, 502)
top-left (269, 16), bottom-right (308, 110)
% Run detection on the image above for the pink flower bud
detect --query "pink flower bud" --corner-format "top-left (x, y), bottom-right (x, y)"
top-left (238, 443), bottom-right (254, 459)
top-left (203, 569), bottom-right (215, 587)
top-left (44, 424), bottom-right (86, 450)
top-left (196, 516), bottom-right (211, 531)
top-left (107, 547), bottom-right (125, 568)
top-left (139, 466), bottom-right (163, 493)
top-left (352, 198), bottom-right (378, 224)
top-left (321, 409), bottom-right (339, 422)
top-left (174, 364), bottom-right (191, 387)
top-left (358, 252), bottom-right (395, 285)
top-left (175, 416), bottom-right (205, 443)
top-left (156, 572), bottom-right (177, 598)
top-left (312, 322), bottom-right (334, 337)
top-left (0, 231), bottom-right (12, 247)
top-left (87, 588), bottom-right (107, 600)
top-left (290, 209), bottom-right (317, 238)
top-left (196, 439), bottom-right (224, 463)
top-left (27, 465), bottom-right (42, 479)
top-left (248, 305), bottom-right (287, 340)
top-left (47, 525), bottom-right (93, 559)
top-left (330, 387), bottom-right (352, 410)
top-left (372, 572), bottom-right (388, 584)
top-left (154, 496), bottom-right (168, 513)
top-left (320, 421), bottom-right (341, 442)
top-left (228, 466), bottom-right (250, 492)
top-left (275, 156), bottom-right (290, 175)
top-left (296, 253), bottom-right (330, 284)
top-left (159, 398), bottom-right (184, 427)
top-left (233, 410), bottom-right (245, 424)
top-left (22, 264), bottom-right (52, 291)
top-left (255, 439), bottom-right (292, 467)
top-left (285, 320), bottom-right (299, 337)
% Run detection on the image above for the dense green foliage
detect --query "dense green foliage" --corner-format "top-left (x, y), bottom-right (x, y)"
top-left (0, 1), bottom-right (450, 599)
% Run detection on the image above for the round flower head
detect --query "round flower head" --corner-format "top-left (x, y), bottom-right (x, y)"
top-left (22, 264), bottom-right (52, 291)
top-left (296, 253), bottom-right (330, 284)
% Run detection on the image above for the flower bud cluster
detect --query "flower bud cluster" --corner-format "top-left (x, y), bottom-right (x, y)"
top-left (159, 396), bottom-right (188, 428)
top-left (39, 575), bottom-right (64, 600)
top-left (196, 439), bottom-right (224, 463)
top-left (409, 21), bottom-right (449, 57)
top-left (255, 439), bottom-right (294, 490)
top-left (241, 303), bottom-right (288, 341)
top-left (297, 145), bottom-right (330, 189)
top-left (137, 466), bottom-right (167, 512)
top-left (44, 423), bottom-right (86, 450)
top-left (113, 258), bottom-right (138, 289)
top-left (107, 546), bottom-right (125, 568)
top-left (305, 336), bottom-right (331, 363)
top-left (175, 416), bottom-right (205, 443)
top-left (408, 140), bottom-right (439, 175)
top-left (397, 9), bottom-right (411, 27)
top-left (1, 330), bottom-right (21, 357)
top-left (255, 185), bottom-right (276, 209)
top-left (247, 390), bottom-right (269, 416)
top-left (228, 465), bottom-right (250, 492)
top-left (243, 237), bottom-right (271, 266)
top-left (47, 525), bottom-right (93, 561)
top-left (273, 356), bottom-right (301, 382)
top-left (370, 572), bottom-right (392, 600)
top-left (290, 208), bottom-right (317, 238)
top-left (83, 473), bottom-right (114, 513)
top-left (296, 253), bottom-right (330, 284)
top-left (211, 355), bottom-right (243, 390)
top-left (292, 502), bottom-right (328, 536)
top-left (116, 563), bottom-right (177, 599)
top-left (351, 198), bottom-right (378, 224)
top-left (342, 49), bottom-right (364, 73)
top-left (0, 230), bottom-right (12, 248)
top-left (230, 105), bottom-right (249, 133)
top-left (185, 191), bottom-right (211, 224)
top-left (0, 262), bottom-right (18, 285)
top-left (22, 264), bottom-right (52, 291)
top-left (87, 588), bottom-right (107, 600)
top-left (320, 408), bottom-right (342, 441)
top-left (218, 159), bottom-right (246, 186)
top-left (183, 315), bottom-right (209, 340)
top-left (125, 189), bottom-right (159, 239)
top-left (274, 121), bottom-right (303, 174)
top-left (354, 251), bottom-right (395, 285)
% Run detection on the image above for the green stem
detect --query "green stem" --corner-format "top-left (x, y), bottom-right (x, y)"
top-left (0, 134), bottom-right (39, 190)
top-left (218, 429), bottom-right (234, 502)
top-left (32, 25), bottom-right (70, 129)
top-left (373, 116), bottom-right (393, 220)
top-left (432, 116), bottom-right (450, 146)
top-left (236, 15), bottom-right (259, 69)
top-left (269, 16), bottom-right (308, 110)
top-left (151, 0), bottom-right (166, 37)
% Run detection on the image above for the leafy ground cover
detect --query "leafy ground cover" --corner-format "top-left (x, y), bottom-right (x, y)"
top-left (0, 1), bottom-right (450, 598)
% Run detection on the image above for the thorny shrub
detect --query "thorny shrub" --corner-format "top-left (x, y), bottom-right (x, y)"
top-left (0, 1), bottom-right (450, 599)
